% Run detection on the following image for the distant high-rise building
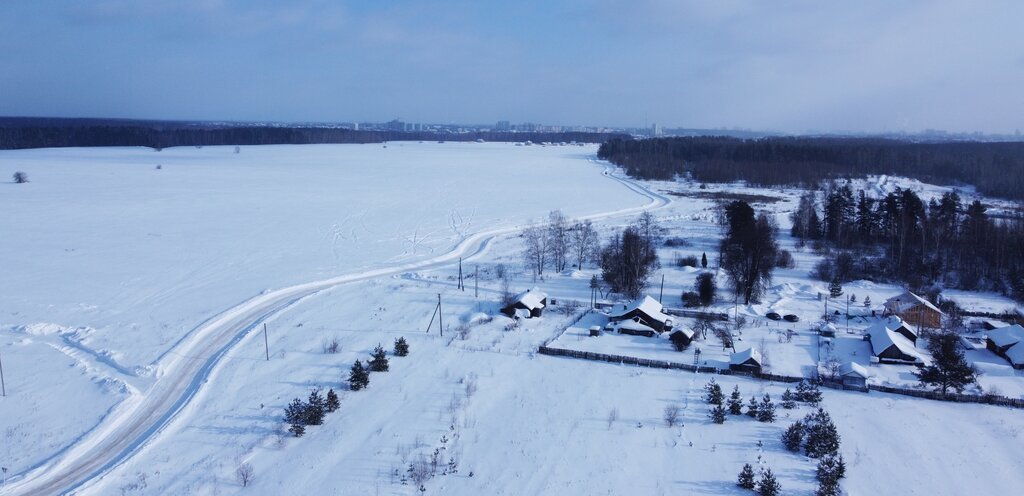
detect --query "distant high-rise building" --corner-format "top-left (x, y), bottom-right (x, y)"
top-left (387, 119), bottom-right (405, 132)
top-left (495, 120), bottom-right (511, 132)
top-left (651, 123), bottom-right (663, 137)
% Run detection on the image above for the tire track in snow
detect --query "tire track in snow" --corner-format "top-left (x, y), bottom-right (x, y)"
top-left (2, 159), bottom-right (669, 496)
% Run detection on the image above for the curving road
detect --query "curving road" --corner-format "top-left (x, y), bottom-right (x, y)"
top-left (2, 163), bottom-right (670, 496)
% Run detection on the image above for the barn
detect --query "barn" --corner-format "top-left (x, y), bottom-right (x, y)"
top-left (883, 291), bottom-right (943, 329)
top-left (866, 321), bottom-right (925, 364)
top-left (501, 288), bottom-right (547, 319)
top-left (986, 324), bottom-right (1024, 370)
top-left (607, 295), bottom-right (674, 333)
top-left (729, 347), bottom-right (762, 373)
top-left (607, 319), bottom-right (658, 337)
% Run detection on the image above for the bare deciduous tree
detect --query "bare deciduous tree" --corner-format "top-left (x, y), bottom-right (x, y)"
top-left (547, 210), bottom-right (570, 273)
top-left (12, 171), bottom-right (28, 184)
top-left (236, 462), bottom-right (254, 487)
top-left (570, 219), bottom-right (600, 270)
top-left (522, 224), bottom-right (549, 277)
top-left (664, 404), bottom-right (681, 427)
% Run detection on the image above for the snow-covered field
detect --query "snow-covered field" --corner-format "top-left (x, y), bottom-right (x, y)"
top-left (1, 143), bottom-right (1022, 495)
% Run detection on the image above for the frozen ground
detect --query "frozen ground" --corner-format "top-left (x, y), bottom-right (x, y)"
top-left (1, 144), bottom-right (1022, 495)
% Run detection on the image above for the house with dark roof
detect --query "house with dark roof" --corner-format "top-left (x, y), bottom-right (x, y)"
top-left (501, 288), bottom-right (547, 319)
top-left (986, 324), bottom-right (1024, 369)
top-left (866, 321), bottom-right (925, 364)
top-left (729, 347), bottom-right (763, 373)
top-left (607, 295), bottom-right (673, 333)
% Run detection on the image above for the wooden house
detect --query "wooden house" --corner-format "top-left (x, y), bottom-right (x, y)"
top-left (501, 287), bottom-right (547, 319)
top-left (866, 321), bottom-right (925, 364)
top-left (607, 295), bottom-right (674, 333)
top-left (839, 362), bottom-right (869, 390)
top-left (883, 291), bottom-right (943, 329)
top-left (729, 347), bottom-right (762, 373)
top-left (986, 324), bottom-right (1024, 370)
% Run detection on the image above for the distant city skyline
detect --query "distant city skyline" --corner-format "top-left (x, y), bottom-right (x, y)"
top-left (1, 1), bottom-right (1022, 134)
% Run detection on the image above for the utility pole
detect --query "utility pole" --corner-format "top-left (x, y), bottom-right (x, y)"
top-left (458, 258), bottom-right (464, 291)
top-left (659, 274), bottom-right (665, 304)
top-left (263, 323), bottom-right (269, 361)
top-left (438, 293), bottom-right (444, 336)
top-left (475, 265), bottom-right (479, 298)
top-left (846, 295), bottom-right (851, 334)
top-left (0, 350), bottom-right (6, 396)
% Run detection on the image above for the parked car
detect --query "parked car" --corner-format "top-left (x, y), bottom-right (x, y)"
top-left (766, 312), bottom-right (782, 321)
top-left (783, 314), bottom-right (800, 323)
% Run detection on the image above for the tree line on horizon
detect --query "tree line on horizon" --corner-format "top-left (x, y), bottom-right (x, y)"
top-left (597, 136), bottom-right (1024, 201)
top-left (0, 117), bottom-right (626, 150)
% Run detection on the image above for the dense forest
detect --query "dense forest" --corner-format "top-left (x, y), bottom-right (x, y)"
top-left (0, 117), bottom-right (625, 150)
top-left (597, 137), bottom-right (1024, 201)
top-left (793, 182), bottom-right (1024, 304)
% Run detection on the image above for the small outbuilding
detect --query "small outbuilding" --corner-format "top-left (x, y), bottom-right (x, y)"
top-left (883, 291), bottom-right (943, 329)
top-left (501, 287), bottom-right (547, 319)
top-left (986, 324), bottom-right (1024, 369)
top-left (608, 295), bottom-right (674, 333)
top-left (839, 362), bottom-right (869, 390)
top-left (669, 328), bottom-right (696, 349)
top-left (729, 347), bottom-right (763, 373)
top-left (608, 319), bottom-right (658, 337)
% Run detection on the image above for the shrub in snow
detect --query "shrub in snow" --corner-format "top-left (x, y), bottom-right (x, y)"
top-left (349, 360), bottom-right (370, 391)
top-left (236, 462), bottom-right (254, 487)
top-left (757, 394), bottom-right (776, 423)
top-left (781, 388), bottom-right (796, 409)
top-left (695, 272), bottom-right (716, 306)
top-left (326, 388), bottom-right (340, 413)
top-left (736, 463), bottom-right (756, 489)
top-left (746, 395), bottom-right (760, 418)
top-left (782, 421), bottom-right (804, 452)
top-left (394, 337), bottom-right (410, 357)
top-left (727, 386), bottom-right (744, 415)
top-left (288, 422), bottom-right (305, 438)
top-left (369, 344), bottom-right (390, 372)
top-left (703, 378), bottom-right (724, 405)
top-left (757, 468), bottom-right (782, 496)
top-left (710, 404), bottom-right (727, 424)
top-left (664, 404), bottom-right (682, 427)
top-left (796, 380), bottom-right (822, 405)
top-left (681, 291), bottom-right (701, 308)
top-left (12, 171), bottom-right (28, 183)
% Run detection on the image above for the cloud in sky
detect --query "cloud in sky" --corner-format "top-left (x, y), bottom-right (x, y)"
top-left (1, 0), bottom-right (1021, 133)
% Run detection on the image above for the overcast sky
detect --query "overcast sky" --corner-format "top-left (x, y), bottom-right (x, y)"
top-left (2, 0), bottom-right (1022, 133)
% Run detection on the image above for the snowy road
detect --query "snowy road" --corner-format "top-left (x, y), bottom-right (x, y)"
top-left (2, 164), bottom-right (668, 496)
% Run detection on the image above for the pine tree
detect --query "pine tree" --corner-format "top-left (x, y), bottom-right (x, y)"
top-left (849, 293), bottom-right (856, 303)
top-left (757, 394), bottom-right (776, 423)
top-left (326, 388), bottom-right (340, 413)
top-left (746, 395), bottom-right (760, 418)
top-left (369, 344), bottom-right (390, 372)
top-left (394, 337), bottom-right (410, 357)
top-left (288, 422), bottom-right (306, 438)
top-left (728, 385), bottom-right (744, 415)
top-left (349, 360), bottom-right (370, 391)
top-left (828, 278), bottom-right (843, 299)
top-left (915, 332), bottom-right (978, 394)
top-left (804, 408), bottom-right (841, 458)
top-left (701, 252), bottom-right (708, 268)
top-left (284, 397), bottom-right (305, 425)
top-left (757, 468), bottom-right (782, 496)
top-left (704, 378), bottom-right (724, 405)
top-left (815, 453), bottom-right (846, 496)
top-left (781, 388), bottom-right (796, 409)
top-left (710, 404), bottom-right (727, 424)
top-left (782, 421), bottom-right (804, 452)
top-left (796, 380), bottom-right (822, 405)
top-left (305, 389), bottom-right (326, 425)
top-left (737, 463), bottom-right (756, 489)
top-left (863, 295), bottom-right (871, 308)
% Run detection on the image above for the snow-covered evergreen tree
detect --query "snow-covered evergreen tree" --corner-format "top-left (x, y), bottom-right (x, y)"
top-left (305, 389), bottom-right (326, 425)
top-left (369, 344), bottom-right (390, 372)
top-left (782, 421), bottom-right (804, 452)
top-left (757, 468), bottom-right (781, 496)
top-left (349, 360), bottom-right (370, 391)
top-left (746, 395), bottom-right (760, 418)
top-left (394, 337), bottom-right (410, 357)
top-left (803, 408), bottom-right (841, 458)
top-left (737, 463), bottom-right (756, 489)
top-left (757, 394), bottom-right (776, 423)
top-left (326, 388), bottom-right (340, 413)
top-left (728, 385), bottom-right (744, 415)
top-left (704, 378), bottom-right (724, 405)
top-left (710, 404), bottom-right (727, 424)
top-left (781, 388), bottom-right (796, 409)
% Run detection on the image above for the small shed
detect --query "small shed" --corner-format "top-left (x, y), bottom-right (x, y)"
top-left (883, 291), bottom-right (943, 329)
top-left (729, 347), bottom-right (763, 373)
top-left (669, 328), bottom-right (695, 349)
top-left (819, 323), bottom-right (837, 337)
top-left (986, 324), bottom-right (1024, 369)
top-left (501, 287), bottom-right (548, 319)
top-left (608, 295), bottom-right (674, 333)
top-left (839, 362), bottom-right (869, 390)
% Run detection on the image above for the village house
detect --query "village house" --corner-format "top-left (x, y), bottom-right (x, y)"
top-left (986, 324), bottom-right (1024, 370)
top-left (866, 321), bottom-right (925, 364)
top-left (607, 295), bottom-right (674, 334)
top-left (501, 287), bottom-right (547, 319)
top-left (729, 347), bottom-right (763, 373)
top-left (883, 291), bottom-right (943, 329)
top-left (839, 362), bottom-right (869, 390)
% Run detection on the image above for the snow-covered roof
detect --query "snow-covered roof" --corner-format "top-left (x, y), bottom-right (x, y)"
top-left (1004, 342), bottom-right (1024, 366)
top-left (987, 324), bottom-right (1024, 349)
top-left (609, 295), bottom-right (669, 324)
top-left (512, 287), bottom-right (547, 310)
top-left (885, 291), bottom-right (942, 315)
top-left (730, 347), bottom-right (762, 366)
top-left (672, 327), bottom-right (695, 339)
top-left (610, 319), bottom-right (656, 334)
top-left (867, 322), bottom-right (924, 361)
top-left (840, 361), bottom-right (869, 379)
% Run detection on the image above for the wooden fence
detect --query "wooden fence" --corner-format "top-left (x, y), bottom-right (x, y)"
top-left (537, 346), bottom-right (1023, 408)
